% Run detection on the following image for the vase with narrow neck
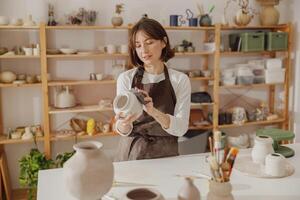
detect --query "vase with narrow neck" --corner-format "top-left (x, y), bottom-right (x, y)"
top-left (257, 0), bottom-right (280, 25)
top-left (111, 13), bottom-right (123, 27)
top-left (63, 141), bottom-right (114, 200)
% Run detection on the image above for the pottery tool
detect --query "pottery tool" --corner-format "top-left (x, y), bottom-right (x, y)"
top-left (175, 173), bottom-right (212, 180)
top-left (225, 147), bottom-right (239, 177)
top-left (113, 180), bottom-right (156, 187)
top-left (213, 131), bottom-right (222, 164)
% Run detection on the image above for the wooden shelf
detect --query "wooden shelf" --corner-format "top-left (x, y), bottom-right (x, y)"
top-left (190, 77), bottom-right (213, 81)
top-left (48, 80), bottom-right (116, 86)
top-left (175, 52), bottom-right (214, 56)
top-left (0, 135), bottom-right (44, 144)
top-left (46, 53), bottom-right (128, 59)
top-left (191, 102), bottom-right (214, 109)
top-left (0, 25), bottom-right (39, 30)
top-left (46, 25), bottom-right (130, 30)
top-left (189, 125), bottom-right (213, 130)
top-left (220, 51), bottom-right (287, 56)
top-left (221, 24), bottom-right (288, 30)
top-left (0, 55), bottom-right (40, 59)
top-left (220, 83), bottom-right (283, 89)
top-left (0, 83), bottom-right (41, 88)
top-left (49, 105), bottom-right (113, 114)
top-left (50, 131), bottom-right (117, 141)
top-left (218, 118), bottom-right (285, 129)
top-left (164, 26), bottom-right (215, 31)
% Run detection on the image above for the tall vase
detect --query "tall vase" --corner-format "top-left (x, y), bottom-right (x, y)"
top-left (257, 0), bottom-right (280, 26)
top-left (63, 141), bottom-right (114, 200)
top-left (259, 5), bottom-right (279, 25)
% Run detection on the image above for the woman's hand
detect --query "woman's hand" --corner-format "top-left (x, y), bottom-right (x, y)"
top-left (136, 89), bottom-right (155, 116)
top-left (115, 112), bottom-right (139, 134)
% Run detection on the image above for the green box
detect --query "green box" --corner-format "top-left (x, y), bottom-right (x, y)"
top-left (265, 32), bottom-right (288, 51)
top-left (241, 32), bottom-right (265, 52)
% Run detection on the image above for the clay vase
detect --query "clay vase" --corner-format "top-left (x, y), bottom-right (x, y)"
top-left (251, 135), bottom-right (274, 165)
top-left (259, 5), bottom-right (279, 26)
top-left (111, 13), bottom-right (123, 26)
top-left (207, 181), bottom-right (234, 200)
top-left (63, 141), bottom-right (114, 200)
top-left (178, 177), bottom-right (200, 200)
top-left (234, 9), bottom-right (252, 26)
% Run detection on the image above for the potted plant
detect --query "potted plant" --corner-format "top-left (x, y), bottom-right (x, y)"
top-left (111, 3), bottom-right (124, 27)
top-left (19, 148), bottom-right (54, 200)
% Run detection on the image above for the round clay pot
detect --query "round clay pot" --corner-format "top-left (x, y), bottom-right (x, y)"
top-left (113, 91), bottom-right (143, 118)
top-left (122, 188), bottom-right (165, 200)
top-left (0, 71), bottom-right (17, 83)
top-left (207, 181), bottom-right (234, 200)
top-left (111, 14), bottom-right (123, 26)
top-left (63, 141), bottom-right (114, 200)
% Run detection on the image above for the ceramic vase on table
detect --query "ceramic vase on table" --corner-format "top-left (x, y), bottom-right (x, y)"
top-left (63, 141), bottom-right (114, 200)
top-left (207, 181), bottom-right (234, 200)
top-left (251, 135), bottom-right (274, 164)
top-left (178, 177), bottom-right (200, 200)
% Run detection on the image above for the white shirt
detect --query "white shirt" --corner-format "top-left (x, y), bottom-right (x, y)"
top-left (116, 67), bottom-right (191, 137)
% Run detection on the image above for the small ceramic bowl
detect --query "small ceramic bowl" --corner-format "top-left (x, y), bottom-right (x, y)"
top-left (60, 48), bottom-right (77, 54)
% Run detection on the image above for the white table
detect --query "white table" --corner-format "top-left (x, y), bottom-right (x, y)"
top-left (37, 144), bottom-right (300, 200)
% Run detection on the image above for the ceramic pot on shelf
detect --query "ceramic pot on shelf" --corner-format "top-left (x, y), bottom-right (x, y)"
top-left (257, 0), bottom-right (280, 26)
top-left (63, 141), bottom-right (114, 200)
top-left (111, 13), bottom-right (123, 27)
top-left (234, 9), bottom-right (253, 26)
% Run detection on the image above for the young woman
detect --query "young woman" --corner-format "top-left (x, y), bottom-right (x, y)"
top-left (114, 17), bottom-right (191, 161)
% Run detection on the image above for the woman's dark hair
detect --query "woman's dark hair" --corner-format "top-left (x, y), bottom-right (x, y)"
top-left (129, 18), bottom-right (174, 66)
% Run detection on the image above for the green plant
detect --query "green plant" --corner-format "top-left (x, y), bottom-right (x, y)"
top-left (19, 148), bottom-right (54, 200)
top-left (55, 151), bottom-right (75, 168)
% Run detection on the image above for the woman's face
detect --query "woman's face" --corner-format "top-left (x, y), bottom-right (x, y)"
top-left (134, 30), bottom-right (166, 66)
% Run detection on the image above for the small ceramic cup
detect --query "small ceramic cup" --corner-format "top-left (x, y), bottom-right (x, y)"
top-left (96, 73), bottom-right (103, 81)
top-left (120, 44), bottom-right (128, 54)
top-left (23, 47), bottom-right (33, 56)
top-left (105, 44), bottom-right (116, 54)
top-left (265, 153), bottom-right (286, 177)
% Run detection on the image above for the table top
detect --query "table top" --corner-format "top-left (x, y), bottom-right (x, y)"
top-left (37, 144), bottom-right (300, 200)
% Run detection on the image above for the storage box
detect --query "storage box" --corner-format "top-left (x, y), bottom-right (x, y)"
top-left (241, 32), bottom-right (265, 52)
top-left (229, 33), bottom-right (240, 51)
top-left (265, 58), bottom-right (282, 69)
top-left (237, 76), bottom-right (254, 85)
top-left (265, 68), bottom-right (285, 83)
top-left (265, 32), bottom-right (288, 51)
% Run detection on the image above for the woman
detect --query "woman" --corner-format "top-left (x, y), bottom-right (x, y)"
top-left (114, 17), bottom-right (191, 161)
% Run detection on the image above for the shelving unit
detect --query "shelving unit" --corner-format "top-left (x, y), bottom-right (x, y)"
top-left (0, 23), bottom-right (292, 197)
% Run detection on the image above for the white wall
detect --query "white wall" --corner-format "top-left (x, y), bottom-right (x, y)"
top-left (0, 0), bottom-right (292, 188)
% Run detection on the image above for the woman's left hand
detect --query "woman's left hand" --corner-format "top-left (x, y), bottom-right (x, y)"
top-left (136, 89), bottom-right (155, 116)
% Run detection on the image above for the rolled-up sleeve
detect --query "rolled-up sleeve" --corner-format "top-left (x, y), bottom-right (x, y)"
top-left (163, 74), bottom-right (191, 137)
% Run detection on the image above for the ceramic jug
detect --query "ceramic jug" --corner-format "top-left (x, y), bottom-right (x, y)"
top-left (54, 86), bottom-right (76, 108)
top-left (113, 90), bottom-right (143, 118)
top-left (178, 177), bottom-right (200, 200)
top-left (63, 141), bottom-right (114, 200)
top-left (251, 135), bottom-right (274, 164)
top-left (207, 181), bottom-right (234, 200)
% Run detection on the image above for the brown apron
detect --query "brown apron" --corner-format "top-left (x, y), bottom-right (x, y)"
top-left (115, 66), bottom-right (178, 161)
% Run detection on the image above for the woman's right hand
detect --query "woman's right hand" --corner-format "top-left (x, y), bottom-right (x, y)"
top-left (115, 112), bottom-right (139, 135)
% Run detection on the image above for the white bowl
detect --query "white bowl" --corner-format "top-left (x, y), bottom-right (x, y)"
top-left (59, 48), bottom-right (77, 54)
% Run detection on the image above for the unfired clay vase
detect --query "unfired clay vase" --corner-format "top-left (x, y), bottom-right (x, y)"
top-left (111, 14), bottom-right (123, 26)
top-left (63, 141), bottom-right (114, 200)
top-left (122, 188), bottom-right (165, 200)
top-left (251, 135), bottom-right (274, 165)
top-left (178, 177), bottom-right (200, 200)
top-left (207, 181), bottom-right (234, 200)
top-left (113, 91), bottom-right (143, 118)
top-left (257, 0), bottom-right (280, 26)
